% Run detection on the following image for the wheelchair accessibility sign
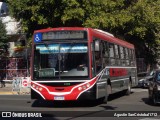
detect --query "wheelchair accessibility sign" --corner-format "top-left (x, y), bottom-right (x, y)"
top-left (34, 33), bottom-right (42, 42)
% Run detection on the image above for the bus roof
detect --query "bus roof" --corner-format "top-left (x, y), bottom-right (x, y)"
top-left (34, 27), bottom-right (88, 33)
top-left (90, 28), bottom-right (134, 49)
top-left (34, 27), bottom-right (134, 49)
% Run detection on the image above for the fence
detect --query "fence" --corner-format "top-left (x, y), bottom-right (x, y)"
top-left (0, 58), bottom-right (30, 80)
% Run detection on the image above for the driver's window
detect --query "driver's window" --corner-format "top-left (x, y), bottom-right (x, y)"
top-left (157, 73), bottom-right (160, 81)
top-left (93, 38), bottom-right (102, 74)
top-left (95, 51), bottom-right (102, 73)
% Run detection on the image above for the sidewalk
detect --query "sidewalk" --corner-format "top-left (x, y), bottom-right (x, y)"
top-left (0, 82), bottom-right (13, 95)
top-left (0, 82), bottom-right (31, 95)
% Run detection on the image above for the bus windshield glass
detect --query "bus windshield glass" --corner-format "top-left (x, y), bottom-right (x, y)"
top-left (33, 43), bottom-right (88, 79)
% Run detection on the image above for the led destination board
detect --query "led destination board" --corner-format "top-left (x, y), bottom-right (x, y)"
top-left (42, 31), bottom-right (87, 40)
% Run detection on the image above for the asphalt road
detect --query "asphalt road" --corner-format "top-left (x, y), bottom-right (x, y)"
top-left (0, 88), bottom-right (160, 120)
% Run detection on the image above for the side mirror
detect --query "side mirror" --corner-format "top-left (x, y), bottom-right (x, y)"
top-left (95, 40), bottom-right (100, 51)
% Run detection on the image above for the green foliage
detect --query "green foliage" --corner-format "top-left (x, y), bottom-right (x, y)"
top-left (125, 0), bottom-right (160, 65)
top-left (7, 0), bottom-right (160, 65)
top-left (0, 19), bottom-right (8, 56)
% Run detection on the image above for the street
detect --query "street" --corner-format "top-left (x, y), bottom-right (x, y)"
top-left (0, 88), bottom-right (160, 120)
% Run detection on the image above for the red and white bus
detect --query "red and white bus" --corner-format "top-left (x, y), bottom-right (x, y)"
top-left (31, 27), bottom-right (137, 102)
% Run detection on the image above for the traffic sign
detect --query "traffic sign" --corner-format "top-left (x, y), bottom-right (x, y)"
top-left (22, 80), bottom-right (28, 87)
top-left (34, 33), bottom-right (42, 43)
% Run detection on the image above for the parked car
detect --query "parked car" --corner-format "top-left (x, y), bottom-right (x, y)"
top-left (148, 69), bottom-right (160, 105)
top-left (137, 72), bottom-right (148, 80)
top-left (138, 71), bottom-right (155, 88)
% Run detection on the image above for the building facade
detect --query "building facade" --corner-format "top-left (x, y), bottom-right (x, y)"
top-left (0, 2), bottom-right (29, 80)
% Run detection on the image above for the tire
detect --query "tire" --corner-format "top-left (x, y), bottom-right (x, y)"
top-left (103, 85), bottom-right (111, 103)
top-left (152, 94), bottom-right (157, 106)
top-left (148, 90), bottom-right (153, 105)
top-left (126, 81), bottom-right (131, 95)
top-left (148, 89), bottom-right (152, 101)
top-left (102, 96), bottom-right (108, 104)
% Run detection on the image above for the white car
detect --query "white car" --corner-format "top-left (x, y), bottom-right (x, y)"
top-left (138, 71), bottom-right (155, 88)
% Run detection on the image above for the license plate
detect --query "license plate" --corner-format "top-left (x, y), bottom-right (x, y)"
top-left (54, 96), bottom-right (64, 100)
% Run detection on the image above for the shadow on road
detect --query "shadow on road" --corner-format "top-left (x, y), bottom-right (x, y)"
top-left (141, 97), bottom-right (160, 107)
top-left (31, 100), bottom-right (118, 118)
top-left (108, 90), bottom-right (134, 101)
top-left (31, 90), bottom-right (130, 108)
top-left (32, 99), bottom-right (103, 108)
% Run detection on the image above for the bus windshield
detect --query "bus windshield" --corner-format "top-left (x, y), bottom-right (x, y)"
top-left (33, 43), bottom-right (89, 80)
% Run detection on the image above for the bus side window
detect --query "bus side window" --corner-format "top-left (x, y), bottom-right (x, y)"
top-left (109, 43), bottom-right (115, 66)
top-left (93, 38), bottom-right (102, 73)
top-left (95, 51), bottom-right (102, 72)
top-left (125, 48), bottom-right (130, 66)
top-left (133, 50), bottom-right (136, 66)
top-left (114, 44), bottom-right (120, 65)
top-left (102, 42), bottom-right (109, 67)
top-left (120, 46), bottom-right (125, 66)
top-left (130, 49), bottom-right (134, 66)
top-left (128, 49), bottom-right (132, 66)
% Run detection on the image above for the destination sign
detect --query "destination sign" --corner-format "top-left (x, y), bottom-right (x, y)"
top-left (42, 31), bottom-right (87, 40)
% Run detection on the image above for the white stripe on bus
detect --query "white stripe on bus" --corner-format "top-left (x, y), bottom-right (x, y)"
top-left (111, 77), bottom-right (136, 82)
top-left (32, 76), bottom-right (97, 96)
top-left (76, 81), bottom-right (97, 99)
top-left (97, 82), bottom-right (107, 85)
top-left (34, 76), bottom-right (136, 83)
top-left (33, 66), bottom-right (136, 83)
top-left (105, 66), bottom-right (136, 68)
top-left (34, 80), bottom-right (88, 83)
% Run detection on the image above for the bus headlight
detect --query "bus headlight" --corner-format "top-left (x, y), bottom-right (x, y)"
top-left (86, 83), bottom-right (90, 88)
top-left (32, 84), bottom-right (36, 88)
top-left (32, 84), bottom-right (43, 91)
top-left (39, 87), bottom-right (43, 91)
top-left (78, 87), bottom-right (82, 91)
top-left (78, 83), bottom-right (91, 91)
top-left (36, 86), bottom-right (39, 90)
top-left (82, 85), bottom-right (86, 90)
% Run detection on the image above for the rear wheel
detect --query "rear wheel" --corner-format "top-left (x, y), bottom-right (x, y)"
top-left (103, 84), bottom-right (111, 103)
top-left (126, 81), bottom-right (131, 95)
top-left (148, 89), bottom-right (152, 101)
top-left (102, 96), bottom-right (108, 104)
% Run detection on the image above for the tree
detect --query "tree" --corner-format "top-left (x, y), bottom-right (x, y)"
top-left (0, 18), bottom-right (8, 57)
top-left (7, 0), bottom-right (160, 67)
top-left (123, 0), bottom-right (160, 67)
top-left (7, 0), bottom-right (130, 35)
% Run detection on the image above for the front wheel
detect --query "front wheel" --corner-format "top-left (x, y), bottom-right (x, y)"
top-left (148, 89), bottom-right (152, 101)
top-left (152, 94), bottom-right (157, 106)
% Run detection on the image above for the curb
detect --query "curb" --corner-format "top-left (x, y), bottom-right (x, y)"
top-left (0, 91), bottom-right (31, 95)
top-left (0, 92), bottom-right (14, 95)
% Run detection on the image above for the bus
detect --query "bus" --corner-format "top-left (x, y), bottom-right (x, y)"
top-left (31, 27), bottom-right (137, 103)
